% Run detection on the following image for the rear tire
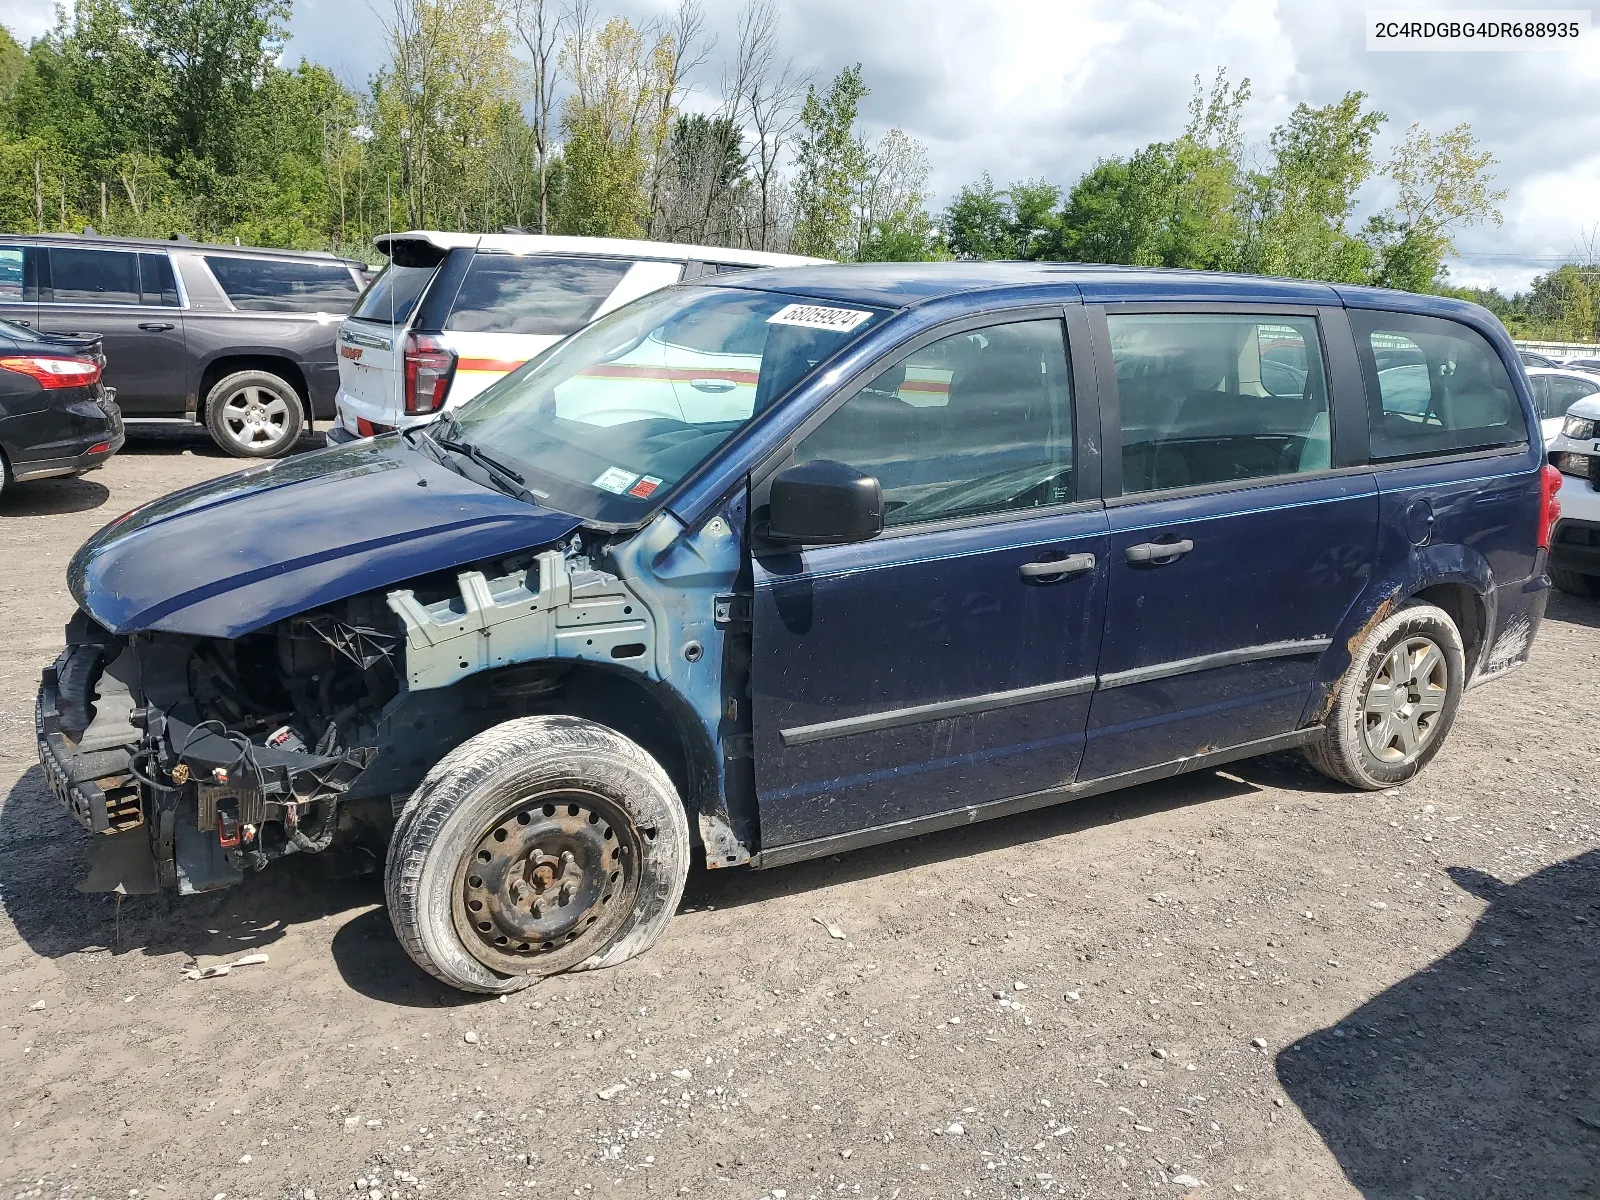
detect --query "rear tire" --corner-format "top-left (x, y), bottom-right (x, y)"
top-left (1303, 601), bottom-right (1465, 790)
top-left (1549, 566), bottom-right (1600, 598)
top-left (204, 369), bottom-right (305, 458)
top-left (385, 715), bottom-right (690, 994)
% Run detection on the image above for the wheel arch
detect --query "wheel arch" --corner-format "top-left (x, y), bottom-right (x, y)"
top-left (197, 354), bottom-right (311, 421)
top-left (1304, 545), bottom-right (1496, 724)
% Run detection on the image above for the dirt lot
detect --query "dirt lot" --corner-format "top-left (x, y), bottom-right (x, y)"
top-left (2, 433), bottom-right (1598, 1200)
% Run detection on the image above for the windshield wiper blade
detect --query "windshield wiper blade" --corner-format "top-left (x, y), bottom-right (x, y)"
top-left (429, 434), bottom-right (538, 502)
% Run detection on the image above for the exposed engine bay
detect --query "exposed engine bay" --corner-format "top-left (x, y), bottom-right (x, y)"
top-left (31, 532), bottom-right (732, 896)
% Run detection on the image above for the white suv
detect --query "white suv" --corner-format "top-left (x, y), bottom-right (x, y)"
top-left (329, 232), bottom-right (824, 442)
top-left (1545, 390), bottom-right (1600, 595)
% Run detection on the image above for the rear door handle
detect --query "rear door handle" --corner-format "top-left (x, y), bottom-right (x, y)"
top-left (1125, 539), bottom-right (1194, 564)
top-left (139, 321), bottom-right (175, 332)
top-left (1019, 552), bottom-right (1096, 580)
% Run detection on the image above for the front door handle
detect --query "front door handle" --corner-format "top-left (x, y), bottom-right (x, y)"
top-left (139, 321), bottom-right (175, 332)
top-left (1125, 538), bottom-right (1194, 564)
top-left (1019, 552), bottom-right (1096, 581)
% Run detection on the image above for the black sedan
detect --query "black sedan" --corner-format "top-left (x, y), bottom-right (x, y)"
top-left (0, 319), bottom-right (122, 497)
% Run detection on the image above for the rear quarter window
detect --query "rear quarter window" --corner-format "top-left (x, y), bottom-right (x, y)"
top-left (205, 255), bottom-right (361, 313)
top-left (445, 254), bottom-right (632, 336)
top-left (1350, 310), bottom-right (1528, 460)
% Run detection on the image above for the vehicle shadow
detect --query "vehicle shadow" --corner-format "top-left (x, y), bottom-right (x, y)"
top-left (121, 425), bottom-right (328, 457)
top-left (681, 753), bottom-right (1333, 913)
top-left (329, 904), bottom-right (480, 1009)
top-left (1277, 851), bottom-right (1600, 1198)
top-left (0, 764), bottom-right (369, 965)
top-left (0, 474), bottom-right (111, 515)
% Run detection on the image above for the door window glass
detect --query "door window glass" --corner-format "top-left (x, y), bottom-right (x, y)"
top-left (1108, 313), bottom-right (1332, 494)
top-left (445, 254), bottom-right (632, 335)
top-left (139, 253), bottom-right (179, 307)
top-left (204, 255), bottom-right (360, 313)
top-left (50, 248), bottom-right (141, 305)
top-left (0, 247), bottom-right (24, 301)
top-left (1352, 311), bottom-right (1526, 459)
top-left (795, 318), bottom-right (1074, 527)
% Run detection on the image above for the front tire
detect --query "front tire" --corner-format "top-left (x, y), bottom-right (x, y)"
top-left (1303, 601), bottom-right (1465, 790)
top-left (204, 369), bottom-right (305, 458)
top-left (1549, 565), bottom-right (1600, 597)
top-left (385, 716), bottom-right (691, 994)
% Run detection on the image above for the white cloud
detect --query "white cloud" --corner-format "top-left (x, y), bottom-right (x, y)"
top-left (7, 0), bottom-right (1600, 291)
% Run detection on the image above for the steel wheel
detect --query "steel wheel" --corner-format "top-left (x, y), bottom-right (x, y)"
top-left (219, 385), bottom-right (292, 451)
top-left (1361, 635), bottom-right (1448, 764)
top-left (449, 788), bottom-right (641, 976)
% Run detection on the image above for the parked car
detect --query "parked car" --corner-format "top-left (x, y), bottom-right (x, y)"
top-left (328, 232), bottom-right (825, 442)
top-left (1544, 391), bottom-right (1600, 595)
top-left (0, 233), bottom-right (368, 458)
top-left (1519, 350), bottom-right (1560, 368)
top-left (1525, 366), bottom-right (1600, 442)
top-left (35, 263), bottom-right (1555, 993)
top-left (1563, 356), bottom-right (1600, 374)
top-left (0, 317), bottom-right (122, 496)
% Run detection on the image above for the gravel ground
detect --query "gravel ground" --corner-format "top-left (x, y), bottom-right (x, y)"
top-left (2, 434), bottom-right (1598, 1200)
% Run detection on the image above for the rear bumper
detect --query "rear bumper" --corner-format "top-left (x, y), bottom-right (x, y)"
top-left (11, 399), bottom-right (124, 481)
top-left (1550, 475), bottom-right (1600, 576)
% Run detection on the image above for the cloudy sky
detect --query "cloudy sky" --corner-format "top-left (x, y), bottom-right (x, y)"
top-left (10, 0), bottom-right (1600, 291)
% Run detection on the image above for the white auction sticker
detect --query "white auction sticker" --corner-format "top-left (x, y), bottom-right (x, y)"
top-left (767, 303), bottom-right (874, 332)
top-left (592, 466), bottom-right (640, 494)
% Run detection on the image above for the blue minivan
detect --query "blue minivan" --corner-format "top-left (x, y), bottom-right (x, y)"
top-left (36, 263), bottom-right (1559, 992)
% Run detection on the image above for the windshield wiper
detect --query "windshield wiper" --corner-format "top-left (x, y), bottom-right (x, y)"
top-left (425, 427), bottom-right (539, 503)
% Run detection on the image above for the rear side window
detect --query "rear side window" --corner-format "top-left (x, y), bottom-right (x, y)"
top-left (1351, 311), bottom-right (1526, 459)
top-left (205, 256), bottom-right (360, 313)
top-left (445, 254), bottom-right (632, 336)
top-left (1107, 313), bottom-right (1332, 494)
top-left (139, 253), bottom-right (179, 306)
top-left (50, 248), bottom-right (141, 305)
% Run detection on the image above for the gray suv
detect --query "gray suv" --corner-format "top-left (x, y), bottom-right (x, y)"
top-left (0, 234), bottom-right (368, 457)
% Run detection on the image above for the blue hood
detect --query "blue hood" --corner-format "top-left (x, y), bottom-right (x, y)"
top-left (69, 437), bottom-right (584, 639)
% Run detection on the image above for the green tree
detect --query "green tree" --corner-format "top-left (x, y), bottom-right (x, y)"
top-left (791, 64), bottom-right (868, 260)
top-left (940, 174), bottom-right (1058, 260)
top-left (1527, 264), bottom-right (1598, 341)
top-left (1365, 122), bottom-right (1506, 292)
top-left (1242, 91), bottom-right (1382, 281)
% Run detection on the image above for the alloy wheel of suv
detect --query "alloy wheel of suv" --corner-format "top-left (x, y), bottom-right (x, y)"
top-left (205, 369), bottom-right (305, 458)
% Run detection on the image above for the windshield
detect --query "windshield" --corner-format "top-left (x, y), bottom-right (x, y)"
top-left (351, 262), bottom-right (437, 325)
top-left (443, 285), bottom-right (891, 522)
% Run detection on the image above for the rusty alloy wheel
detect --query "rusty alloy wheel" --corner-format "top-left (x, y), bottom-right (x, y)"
top-left (450, 789), bottom-right (642, 976)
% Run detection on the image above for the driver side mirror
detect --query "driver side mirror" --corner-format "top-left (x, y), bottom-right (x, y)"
top-left (767, 459), bottom-right (884, 546)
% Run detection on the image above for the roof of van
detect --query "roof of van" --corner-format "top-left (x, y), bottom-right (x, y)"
top-left (373, 231), bottom-right (828, 268)
top-left (12, 231), bottom-right (367, 268)
top-left (702, 260), bottom-right (1497, 322)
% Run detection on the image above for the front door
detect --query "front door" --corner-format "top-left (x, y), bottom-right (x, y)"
top-left (1081, 308), bottom-right (1380, 780)
top-left (42, 247), bottom-right (186, 415)
top-left (752, 313), bottom-right (1109, 851)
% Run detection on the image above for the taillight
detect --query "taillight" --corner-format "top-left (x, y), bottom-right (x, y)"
top-left (0, 355), bottom-right (101, 389)
top-left (1539, 462), bottom-right (1563, 549)
top-left (403, 333), bottom-right (455, 415)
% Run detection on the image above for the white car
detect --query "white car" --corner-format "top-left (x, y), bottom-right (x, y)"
top-left (329, 233), bottom-right (825, 442)
top-left (1527, 366), bottom-right (1600, 445)
top-left (1544, 389), bottom-right (1600, 595)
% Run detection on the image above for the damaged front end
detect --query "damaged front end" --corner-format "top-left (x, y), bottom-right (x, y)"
top-left (36, 602), bottom-right (394, 895)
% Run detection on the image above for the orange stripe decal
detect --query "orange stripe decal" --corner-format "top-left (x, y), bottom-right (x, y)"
top-left (456, 358), bottom-right (528, 374)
